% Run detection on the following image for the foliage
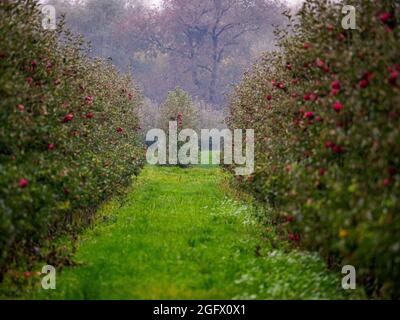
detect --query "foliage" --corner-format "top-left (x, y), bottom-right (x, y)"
top-left (195, 100), bottom-right (226, 131)
top-left (138, 98), bottom-right (225, 142)
top-left (0, 1), bottom-right (144, 275)
top-left (227, 0), bottom-right (400, 298)
top-left (159, 87), bottom-right (199, 132)
top-left (138, 97), bottom-right (162, 140)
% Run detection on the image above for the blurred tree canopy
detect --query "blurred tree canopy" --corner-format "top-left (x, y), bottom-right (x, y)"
top-left (45, 0), bottom-right (286, 107)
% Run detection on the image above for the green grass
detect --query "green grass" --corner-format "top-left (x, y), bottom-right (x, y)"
top-left (30, 166), bottom-right (353, 299)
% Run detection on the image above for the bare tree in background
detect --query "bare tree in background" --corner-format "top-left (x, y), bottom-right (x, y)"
top-left (47, 0), bottom-right (285, 107)
top-left (131, 0), bottom-right (284, 104)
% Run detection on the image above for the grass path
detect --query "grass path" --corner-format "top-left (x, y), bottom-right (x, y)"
top-left (36, 166), bottom-right (346, 299)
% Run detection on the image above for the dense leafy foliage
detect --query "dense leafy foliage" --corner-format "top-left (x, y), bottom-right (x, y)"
top-left (0, 1), bottom-right (144, 274)
top-left (159, 87), bottom-right (199, 132)
top-left (227, 0), bottom-right (400, 298)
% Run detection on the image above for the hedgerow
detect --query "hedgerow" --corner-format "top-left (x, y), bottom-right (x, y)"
top-left (227, 0), bottom-right (400, 298)
top-left (0, 1), bottom-right (144, 276)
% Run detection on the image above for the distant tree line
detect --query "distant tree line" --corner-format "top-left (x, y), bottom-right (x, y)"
top-left (45, 0), bottom-right (286, 107)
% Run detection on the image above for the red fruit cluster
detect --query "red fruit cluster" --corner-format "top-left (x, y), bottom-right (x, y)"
top-left (388, 65), bottom-right (399, 85)
top-left (330, 80), bottom-right (340, 95)
top-left (319, 168), bottom-right (327, 176)
top-left (86, 112), bottom-right (94, 119)
top-left (177, 112), bottom-right (183, 126)
top-left (332, 101), bottom-right (343, 113)
top-left (289, 232), bottom-right (300, 242)
top-left (315, 58), bottom-right (330, 73)
top-left (378, 12), bottom-right (396, 31)
top-left (304, 111), bottom-right (314, 119)
top-left (303, 92), bottom-right (318, 101)
top-left (379, 12), bottom-right (392, 24)
top-left (84, 96), bottom-right (94, 105)
top-left (359, 79), bottom-right (368, 89)
top-left (272, 80), bottom-right (285, 90)
top-left (19, 179), bottom-right (29, 188)
top-left (285, 215), bottom-right (295, 223)
top-left (325, 141), bottom-right (345, 154)
top-left (331, 80), bottom-right (341, 90)
top-left (63, 114), bottom-right (74, 123)
top-left (358, 71), bottom-right (373, 89)
top-left (326, 24), bottom-right (334, 31)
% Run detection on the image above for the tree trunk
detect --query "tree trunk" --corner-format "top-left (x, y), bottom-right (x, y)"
top-left (209, 35), bottom-right (219, 104)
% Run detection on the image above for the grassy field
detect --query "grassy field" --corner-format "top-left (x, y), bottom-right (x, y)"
top-left (29, 165), bottom-right (352, 299)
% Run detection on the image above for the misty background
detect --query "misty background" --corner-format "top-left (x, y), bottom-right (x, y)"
top-left (42, 0), bottom-right (300, 127)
